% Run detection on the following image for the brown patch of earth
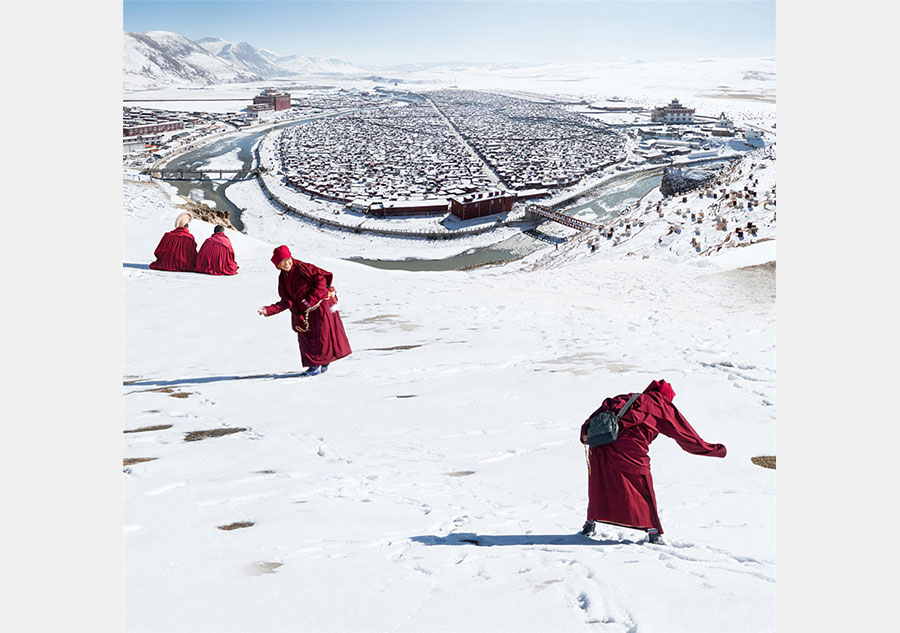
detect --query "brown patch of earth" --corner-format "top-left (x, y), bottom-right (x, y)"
top-left (124, 424), bottom-right (173, 433)
top-left (751, 455), bottom-right (776, 469)
top-left (124, 457), bottom-right (158, 466)
top-left (177, 198), bottom-right (234, 229)
top-left (446, 471), bottom-right (476, 477)
top-left (367, 344), bottom-right (424, 352)
top-left (184, 428), bottom-right (247, 442)
top-left (218, 521), bottom-right (254, 531)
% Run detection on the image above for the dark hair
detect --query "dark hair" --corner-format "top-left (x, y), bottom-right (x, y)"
top-left (214, 225), bottom-right (225, 233)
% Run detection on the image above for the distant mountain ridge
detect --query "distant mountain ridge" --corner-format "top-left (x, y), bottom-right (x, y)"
top-left (123, 30), bottom-right (363, 90)
top-left (123, 31), bottom-right (262, 90)
top-left (194, 37), bottom-right (288, 78)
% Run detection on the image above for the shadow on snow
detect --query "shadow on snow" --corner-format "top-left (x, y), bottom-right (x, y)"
top-left (124, 373), bottom-right (306, 387)
top-left (411, 532), bottom-right (634, 547)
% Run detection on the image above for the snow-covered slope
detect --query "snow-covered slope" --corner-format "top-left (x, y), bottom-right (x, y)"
top-left (123, 173), bottom-right (775, 631)
top-left (123, 31), bottom-right (262, 90)
top-left (195, 37), bottom-right (294, 78)
top-left (264, 53), bottom-right (363, 75)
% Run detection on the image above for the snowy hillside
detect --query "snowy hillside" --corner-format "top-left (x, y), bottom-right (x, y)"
top-left (123, 172), bottom-right (775, 631)
top-left (195, 37), bottom-right (296, 78)
top-left (123, 31), bottom-right (262, 90)
top-left (263, 52), bottom-right (364, 75)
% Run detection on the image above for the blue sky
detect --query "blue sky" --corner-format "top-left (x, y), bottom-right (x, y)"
top-left (123, 1), bottom-right (775, 66)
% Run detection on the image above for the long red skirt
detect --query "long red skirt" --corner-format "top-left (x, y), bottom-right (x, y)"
top-left (586, 447), bottom-right (663, 533)
top-left (291, 296), bottom-right (352, 367)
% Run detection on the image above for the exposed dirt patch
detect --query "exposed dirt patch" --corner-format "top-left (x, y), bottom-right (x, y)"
top-left (254, 470), bottom-right (276, 474)
top-left (395, 395), bottom-right (417, 399)
top-left (366, 344), bottom-right (424, 352)
top-left (124, 457), bottom-right (158, 466)
top-left (177, 197), bottom-right (234, 229)
top-left (751, 455), bottom-right (776, 469)
top-left (446, 471), bottom-right (476, 477)
top-left (184, 428), bottom-right (247, 442)
top-left (124, 424), bottom-right (173, 434)
top-left (218, 521), bottom-right (254, 531)
top-left (169, 392), bottom-right (191, 399)
top-left (146, 387), bottom-right (175, 393)
top-left (738, 261), bottom-right (775, 274)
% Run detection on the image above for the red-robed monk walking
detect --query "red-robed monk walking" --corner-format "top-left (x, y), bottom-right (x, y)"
top-left (258, 245), bottom-right (352, 377)
top-left (579, 379), bottom-right (726, 544)
top-left (195, 225), bottom-right (239, 275)
top-left (149, 212), bottom-right (197, 272)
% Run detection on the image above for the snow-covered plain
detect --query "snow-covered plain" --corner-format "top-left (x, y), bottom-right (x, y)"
top-left (124, 154), bottom-right (775, 631)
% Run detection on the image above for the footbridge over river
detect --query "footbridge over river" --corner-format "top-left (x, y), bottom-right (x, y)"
top-left (142, 167), bottom-right (267, 181)
top-left (525, 203), bottom-right (598, 232)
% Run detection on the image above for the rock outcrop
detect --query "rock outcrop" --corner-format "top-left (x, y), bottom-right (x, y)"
top-left (660, 166), bottom-right (717, 197)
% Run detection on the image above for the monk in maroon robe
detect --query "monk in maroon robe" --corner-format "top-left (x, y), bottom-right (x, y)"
top-left (194, 225), bottom-right (239, 275)
top-left (258, 245), bottom-right (352, 377)
top-left (149, 212), bottom-right (197, 272)
top-left (579, 379), bottom-right (726, 544)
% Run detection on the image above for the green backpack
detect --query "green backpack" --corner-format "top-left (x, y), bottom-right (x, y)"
top-left (585, 392), bottom-right (641, 448)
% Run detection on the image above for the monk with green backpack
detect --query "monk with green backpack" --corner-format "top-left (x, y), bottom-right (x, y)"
top-left (579, 379), bottom-right (727, 544)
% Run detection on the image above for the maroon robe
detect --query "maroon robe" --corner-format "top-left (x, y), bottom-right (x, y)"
top-left (580, 380), bottom-right (726, 534)
top-left (149, 226), bottom-right (197, 272)
top-left (194, 232), bottom-right (239, 275)
top-left (262, 258), bottom-right (352, 367)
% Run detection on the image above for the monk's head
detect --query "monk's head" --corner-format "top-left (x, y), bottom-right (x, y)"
top-left (175, 212), bottom-right (192, 228)
top-left (213, 225), bottom-right (224, 234)
top-left (271, 245), bottom-right (293, 271)
top-left (644, 379), bottom-right (676, 401)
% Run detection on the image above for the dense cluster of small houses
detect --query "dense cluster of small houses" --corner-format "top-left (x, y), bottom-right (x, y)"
top-left (428, 90), bottom-right (628, 190)
top-left (276, 101), bottom-right (494, 207)
top-left (272, 90), bottom-right (629, 216)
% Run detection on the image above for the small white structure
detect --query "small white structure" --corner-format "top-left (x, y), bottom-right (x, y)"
top-left (651, 99), bottom-right (695, 124)
top-left (123, 138), bottom-right (146, 155)
top-left (715, 112), bottom-right (734, 130)
top-left (745, 129), bottom-right (764, 143)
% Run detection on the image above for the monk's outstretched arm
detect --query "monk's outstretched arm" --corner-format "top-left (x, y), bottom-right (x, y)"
top-left (650, 399), bottom-right (726, 458)
top-left (259, 276), bottom-right (293, 316)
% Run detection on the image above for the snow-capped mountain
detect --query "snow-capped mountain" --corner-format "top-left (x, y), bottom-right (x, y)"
top-left (259, 51), bottom-right (363, 75)
top-left (195, 37), bottom-right (292, 78)
top-left (124, 30), bottom-right (364, 89)
top-left (123, 31), bottom-right (262, 90)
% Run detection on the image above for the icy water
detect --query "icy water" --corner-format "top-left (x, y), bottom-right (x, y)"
top-left (349, 171), bottom-right (665, 272)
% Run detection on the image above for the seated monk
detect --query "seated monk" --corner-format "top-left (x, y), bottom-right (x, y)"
top-left (194, 225), bottom-right (239, 275)
top-left (149, 212), bottom-right (197, 272)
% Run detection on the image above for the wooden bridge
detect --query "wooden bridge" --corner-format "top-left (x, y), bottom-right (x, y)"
top-left (526, 203), bottom-right (598, 231)
top-left (141, 167), bottom-right (266, 181)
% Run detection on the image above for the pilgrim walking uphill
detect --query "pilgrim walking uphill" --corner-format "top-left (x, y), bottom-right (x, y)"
top-left (258, 245), bottom-right (352, 377)
top-left (149, 212), bottom-right (197, 272)
top-left (579, 379), bottom-right (726, 545)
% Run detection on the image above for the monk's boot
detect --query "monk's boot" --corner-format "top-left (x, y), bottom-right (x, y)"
top-left (300, 366), bottom-right (324, 377)
top-left (580, 520), bottom-right (596, 537)
top-left (320, 364), bottom-right (330, 374)
top-left (647, 528), bottom-right (665, 545)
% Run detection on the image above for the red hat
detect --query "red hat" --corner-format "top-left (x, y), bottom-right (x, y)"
top-left (271, 245), bottom-right (292, 267)
top-left (644, 379), bottom-right (676, 401)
